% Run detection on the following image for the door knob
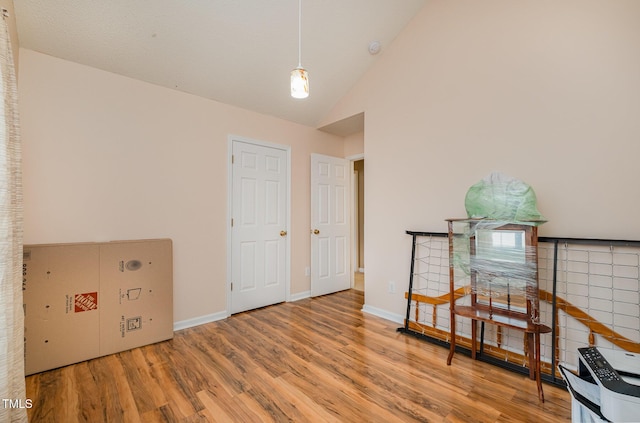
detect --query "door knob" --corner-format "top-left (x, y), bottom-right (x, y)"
top-left (280, 230), bottom-right (287, 237)
top-left (313, 229), bottom-right (320, 235)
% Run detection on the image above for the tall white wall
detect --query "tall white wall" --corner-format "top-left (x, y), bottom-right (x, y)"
top-left (18, 49), bottom-right (345, 325)
top-left (322, 0), bottom-right (640, 318)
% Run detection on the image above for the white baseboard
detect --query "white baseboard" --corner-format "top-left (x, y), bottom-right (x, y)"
top-left (173, 294), bottom-right (395, 331)
top-left (173, 310), bottom-right (228, 331)
top-left (289, 290), bottom-right (311, 302)
top-left (173, 291), bottom-right (312, 331)
top-left (361, 304), bottom-right (404, 325)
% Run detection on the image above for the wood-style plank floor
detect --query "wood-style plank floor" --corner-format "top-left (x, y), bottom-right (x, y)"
top-left (25, 289), bottom-right (572, 422)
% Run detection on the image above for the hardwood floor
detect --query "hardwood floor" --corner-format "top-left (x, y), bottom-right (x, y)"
top-left (25, 290), bottom-right (572, 422)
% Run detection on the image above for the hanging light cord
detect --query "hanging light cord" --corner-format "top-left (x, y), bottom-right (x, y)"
top-left (297, 0), bottom-right (302, 68)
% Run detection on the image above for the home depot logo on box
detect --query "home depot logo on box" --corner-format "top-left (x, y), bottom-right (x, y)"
top-left (74, 292), bottom-right (98, 312)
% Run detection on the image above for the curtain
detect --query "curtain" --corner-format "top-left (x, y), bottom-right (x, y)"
top-left (0, 9), bottom-right (27, 423)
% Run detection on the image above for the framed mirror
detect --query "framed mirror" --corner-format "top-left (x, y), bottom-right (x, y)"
top-left (473, 228), bottom-right (529, 314)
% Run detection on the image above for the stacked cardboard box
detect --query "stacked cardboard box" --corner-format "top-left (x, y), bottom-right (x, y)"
top-left (23, 239), bottom-right (173, 375)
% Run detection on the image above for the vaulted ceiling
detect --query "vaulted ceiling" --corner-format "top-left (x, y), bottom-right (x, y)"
top-left (14, 0), bottom-right (426, 130)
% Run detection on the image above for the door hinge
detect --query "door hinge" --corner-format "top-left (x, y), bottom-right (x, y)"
top-left (231, 154), bottom-right (235, 164)
top-left (231, 282), bottom-right (233, 291)
top-left (231, 218), bottom-right (234, 227)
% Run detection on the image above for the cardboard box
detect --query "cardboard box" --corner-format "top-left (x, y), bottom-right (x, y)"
top-left (23, 244), bottom-right (101, 375)
top-left (23, 239), bottom-right (173, 375)
top-left (99, 240), bottom-right (173, 356)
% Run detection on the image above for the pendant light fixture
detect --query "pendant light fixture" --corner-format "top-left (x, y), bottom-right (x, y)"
top-left (291, 0), bottom-right (309, 99)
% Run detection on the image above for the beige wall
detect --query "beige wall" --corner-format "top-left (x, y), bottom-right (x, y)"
top-left (18, 0), bottom-right (640, 325)
top-left (343, 131), bottom-right (364, 157)
top-left (18, 49), bottom-right (345, 324)
top-left (323, 0), bottom-right (640, 318)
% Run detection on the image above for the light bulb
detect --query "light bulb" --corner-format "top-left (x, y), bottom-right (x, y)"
top-left (291, 67), bottom-right (309, 99)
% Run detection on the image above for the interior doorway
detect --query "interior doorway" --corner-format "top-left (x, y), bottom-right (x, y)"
top-left (352, 158), bottom-right (364, 292)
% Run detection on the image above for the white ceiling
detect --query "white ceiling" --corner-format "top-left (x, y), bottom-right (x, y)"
top-left (13, 0), bottom-right (426, 131)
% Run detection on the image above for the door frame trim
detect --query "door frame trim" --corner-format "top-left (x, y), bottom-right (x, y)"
top-left (226, 135), bottom-right (292, 317)
top-left (346, 153), bottom-right (364, 290)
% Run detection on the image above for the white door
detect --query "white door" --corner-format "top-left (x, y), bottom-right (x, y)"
top-left (311, 154), bottom-right (351, 296)
top-left (231, 140), bottom-right (288, 313)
